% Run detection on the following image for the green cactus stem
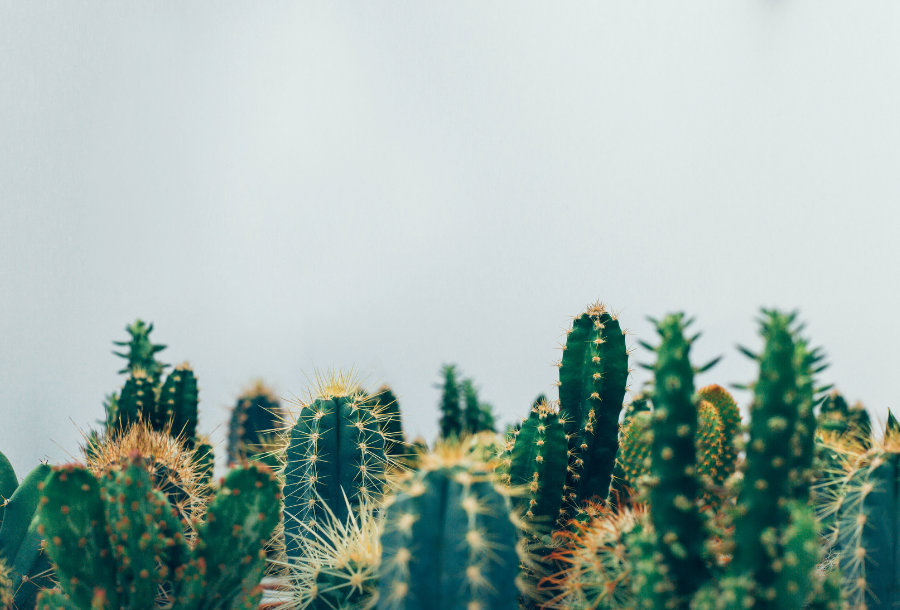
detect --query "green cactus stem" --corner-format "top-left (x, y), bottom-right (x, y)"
top-left (283, 374), bottom-right (390, 562)
top-left (112, 319), bottom-right (168, 383)
top-left (505, 400), bottom-right (569, 532)
top-left (438, 365), bottom-right (463, 440)
top-left (732, 310), bottom-right (819, 610)
top-left (39, 458), bottom-right (280, 610)
top-left (108, 369), bottom-right (157, 431)
top-left (696, 385), bottom-right (740, 488)
top-left (643, 313), bottom-right (713, 603)
top-left (159, 363), bottom-right (200, 442)
top-left (610, 396), bottom-right (652, 502)
top-left (227, 381), bottom-right (286, 467)
top-left (0, 462), bottom-right (54, 610)
top-left (378, 445), bottom-right (520, 610)
top-left (559, 302), bottom-right (629, 510)
top-left (831, 451), bottom-right (900, 610)
top-left (367, 385), bottom-right (406, 459)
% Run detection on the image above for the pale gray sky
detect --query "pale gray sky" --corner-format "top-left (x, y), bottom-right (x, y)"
top-left (2, 2), bottom-right (898, 475)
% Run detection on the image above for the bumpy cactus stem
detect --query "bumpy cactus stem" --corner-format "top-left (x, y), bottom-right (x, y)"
top-left (38, 458), bottom-right (280, 610)
top-left (227, 380), bottom-right (286, 468)
top-left (609, 396), bottom-right (652, 502)
top-left (643, 313), bottom-right (713, 603)
top-left (0, 462), bottom-right (54, 610)
top-left (112, 319), bottom-right (168, 383)
top-left (159, 363), bottom-right (200, 442)
top-left (696, 385), bottom-right (740, 488)
top-left (284, 372), bottom-right (392, 562)
top-left (732, 310), bottom-right (819, 610)
top-left (504, 399), bottom-right (569, 531)
top-left (378, 445), bottom-right (520, 610)
top-left (559, 302), bottom-right (629, 510)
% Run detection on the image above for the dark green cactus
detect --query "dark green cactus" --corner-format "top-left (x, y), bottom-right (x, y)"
top-left (159, 363), bottom-right (200, 441)
top-left (731, 310), bottom-right (821, 610)
top-left (365, 385), bottom-right (406, 459)
top-left (0, 460), bottom-right (54, 610)
top-left (438, 365), bottom-right (463, 439)
top-left (504, 400), bottom-right (569, 532)
top-left (830, 450), bottom-right (900, 610)
top-left (112, 319), bottom-right (168, 383)
top-left (38, 458), bottom-right (280, 610)
top-left (106, 368), bottom-right (157, 431)
top-left (226, 381), bottom-right (286, 467)
top-left (283, 382), bottom-right (389, 562)
top-left (559, 303), bottom-right (629, 510)
top-left (378, 447), bottom-right (520, 610)
top-left (694, 399), bottom-right (724, 510)
top-left (643, 313), bottom-right (713, 603)
top-left (0, 452), bottom-right (16, 513)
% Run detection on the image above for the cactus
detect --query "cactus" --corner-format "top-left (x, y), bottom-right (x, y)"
top-left (366, 385), bottom-right (406, 459)
top-left (437, 365), bottom-right (463, 439)
top-left (610, 396), bottom-right (652, 502)
top-left (106, 368), bottom-right (157, 431)
top-left (694, 400), bottom-right (724, 510)
top-left (696, 385), bottom-right (740, 488)
top-left (227, 380), bottom-right (286, 468)
top-left (0, 460), bottom-right (54, 610)
top-left (112, 319), bottom-right (168, 383)
top-left (558, 303), bottom-right (629, 511)
top-left (283, 371), bottom-right (394, 562)
top-left (730, 310), bottom-right (822, 610)
top-left (159, 363), bottom-right (200, 442)
top-left (540, 503), bottom-right (649, 610)
top-left (277, 496), bottom-right (382, 610)
top-left (82, 421), bottom-right (211, 534)
top-left (642, 313), bottom-right (714, 603)
top-left (501, 399), bottom-right (569, 532)
top-left (37, 457), bottom-right (280, 610)
top-left (0, 452), bottom-right (16, 514)
top-left (827, 447), bottom-right (900, 610)
top-left (378, 444), bottom-right (521, 610)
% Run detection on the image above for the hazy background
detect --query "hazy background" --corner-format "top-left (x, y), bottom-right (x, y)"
top-left (2, 2), bottom-right (898, 476)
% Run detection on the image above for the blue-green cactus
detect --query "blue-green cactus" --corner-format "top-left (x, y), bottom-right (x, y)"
top-left (283, 374), bottom-right (393, 562)
top-left (378, 446), bottom-right (520, 610)
top-left (0, 459), bottom-right (54, 610)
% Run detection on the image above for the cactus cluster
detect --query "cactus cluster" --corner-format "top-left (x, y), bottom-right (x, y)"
top-left (36, 456), bottom-right (280, 610)
top-left (7, 305), bottom-right (894, 610)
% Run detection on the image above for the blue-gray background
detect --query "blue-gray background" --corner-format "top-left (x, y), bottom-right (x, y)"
top-left (2, 2), bottom-right (898, 476)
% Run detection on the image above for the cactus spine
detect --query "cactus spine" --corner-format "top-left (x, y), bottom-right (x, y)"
top-left (378, 446), bottom-right (520, 610)
top-left (559, 302), bottom-right (629, 510)
top-left (283, 372), bottom-right (392, 562)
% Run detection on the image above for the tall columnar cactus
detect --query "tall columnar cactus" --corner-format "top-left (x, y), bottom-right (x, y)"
top-left (106, 368), bottom-right (157, 431)
top-left (378, 445), bottom-right (520, 610)
top-left (438, 365), bottom-right (463, 439)
top-left (558, 302), bottom-right (629, 510)
top-left (642, 313), bottom-right (714, 603)
top-left (283, 372), bottom-right (393, 562)
top-left (159, 363), bottom-right (200, 442)
top-left (500, 400), bottom-right (569, 532)
top-left (731, 310), bottom-right (821, 610)
top-left (37, 457), bottom-right (280, 610)
top-left (694, 400), bottom-right (724, 510)
top-left (0, 459), bottom-right (54, 610)
top-left (227, 381), bottom-right (286, 467)
top-left (788, 337), bottom-right (828, 502)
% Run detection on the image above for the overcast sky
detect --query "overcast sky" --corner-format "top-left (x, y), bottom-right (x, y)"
top-left (1, 2), bottom-right (898, 476)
